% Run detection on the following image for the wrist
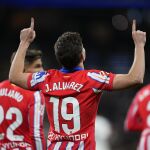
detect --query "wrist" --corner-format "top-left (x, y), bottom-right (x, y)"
top-left (20, 41), bottom-right (30, 48)
top-left (135, 44), bottom-right (145, 49)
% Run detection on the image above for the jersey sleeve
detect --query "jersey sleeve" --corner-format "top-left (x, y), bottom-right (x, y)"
top-left (124, 94), bottom-right (143, 131)
top-left (28, 91), bottom-right (46, 150)
top-left (27, 71), bottom-right (47, 91)
top-left (87, 70), bottom-right (115, 91)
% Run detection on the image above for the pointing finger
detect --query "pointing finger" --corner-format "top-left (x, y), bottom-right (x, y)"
top-left (30, 17), bottom-right (34, 30)
top-left (132, 19), bottom-right (136, 32)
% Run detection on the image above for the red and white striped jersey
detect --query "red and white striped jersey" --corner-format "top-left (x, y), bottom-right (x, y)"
top-left (125, 84), bottom-right (150, 150)
top-left (0, 80), bottom-right (46, 150)
top-left (27, 67), bottom-right (115, 150)
top-left (138, 129), bottom-right (150, 150)
top-left (125, 84), bottom-right (150, 131)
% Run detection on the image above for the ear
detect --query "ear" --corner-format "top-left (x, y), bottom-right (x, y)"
top-left (81, 48), bottom-right (86, 62)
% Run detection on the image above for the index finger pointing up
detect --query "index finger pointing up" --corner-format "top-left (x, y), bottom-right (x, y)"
top-left (30, 17), bottom-right (34, 30)
top-left (132, 19), bottom-right (136, 32)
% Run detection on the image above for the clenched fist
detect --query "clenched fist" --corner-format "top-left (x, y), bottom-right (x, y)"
top-left (132, 20), bottom-right (146, 48)
top-left (20, 18), bottom-right (36, 43)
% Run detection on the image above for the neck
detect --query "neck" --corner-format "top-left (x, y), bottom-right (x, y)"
top-left (78, 62), bottom-right (84, 69)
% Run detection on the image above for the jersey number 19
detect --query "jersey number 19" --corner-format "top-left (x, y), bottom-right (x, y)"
top-left (50, 97), bottom-right (81, 134)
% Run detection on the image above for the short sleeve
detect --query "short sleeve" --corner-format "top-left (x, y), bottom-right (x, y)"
top-left (27, 71), bottom-right (47, 90)
top-left (87, 70), bottom-right (115, 91)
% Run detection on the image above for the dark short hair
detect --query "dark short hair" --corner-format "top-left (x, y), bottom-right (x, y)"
top-left (54, 32), bottom-right (83, 69)
top-left (10, 49), bottom-right (42, 65)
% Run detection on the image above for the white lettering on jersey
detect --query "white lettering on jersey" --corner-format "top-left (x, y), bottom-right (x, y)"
top-left (45, 82), bottom-right (83, 92)
top-left (0, 142), bottom-right (31, 149)
top-left (87, 71), bottom-right (110, 84)
top-left (31, 71), bottom-right (47, 87)
top-left (0, 88), bottom-right (23, 102)
top-left (48, 131), bottom-right (88, 142)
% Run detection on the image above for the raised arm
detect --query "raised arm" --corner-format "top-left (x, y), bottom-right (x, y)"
top-left (9, 18), bottom-right (35, 89)
top-left (113, 20), bottom-right (146, 90)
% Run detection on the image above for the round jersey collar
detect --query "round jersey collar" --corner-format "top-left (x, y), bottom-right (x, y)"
top-left (60, 66), bottom-right (84, 73)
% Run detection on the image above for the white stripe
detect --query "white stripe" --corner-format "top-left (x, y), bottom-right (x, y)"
top-left (12, 149), bottom-right (19, 150)
top-left (138, 136), bottom-right (145, 150)
top-left (54, 142), bottom-right (62, 150)
top-left (87, 72), bottom-right (110, 84)
top-left (138, 129), bottom-right (150, 150)
top-left (34, 91), bottom-right (43, 150)
top-left (47, 140), bottom-right (51, 148)
top-left (78, 141), bottom-right (84, 150)
top-left (26, 148), bottom-right (32, 150)
top-left (147, 135), bottom-right (150, 150)
top-left (1, 148), bottom-right (6, 150)
top-left (66, 142), bottom-right (74, 150)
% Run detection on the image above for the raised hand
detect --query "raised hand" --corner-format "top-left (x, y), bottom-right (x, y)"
top-left (132, 20), bottom-right (146, 48)
top-left (20, 17), bottom-right (36, 43)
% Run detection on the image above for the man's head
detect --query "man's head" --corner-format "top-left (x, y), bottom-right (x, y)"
top-left (54, 32), bottom-right (86, 69)
top-left (11, 49), bottom-right (43, 73)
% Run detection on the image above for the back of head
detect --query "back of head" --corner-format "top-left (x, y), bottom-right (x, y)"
top-left (54, 32), bottom-right (83, 69)
top-left (10, 49), bottom-right (42, 66)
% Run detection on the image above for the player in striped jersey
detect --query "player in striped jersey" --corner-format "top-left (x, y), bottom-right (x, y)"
top-left (0, 49), bottom-right (46, 150)
top-left (125, 85), bottom-right (150, 150)
top-left (9, 18), bottom-right (146, 150)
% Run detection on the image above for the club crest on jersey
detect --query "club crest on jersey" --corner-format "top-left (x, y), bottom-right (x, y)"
top-left (31, 71), bottom-right (47, 87)
top-left (87, 71), bottom-right (110, 84)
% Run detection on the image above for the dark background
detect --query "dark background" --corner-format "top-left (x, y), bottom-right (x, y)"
top-left (1, 1), bottom-right (150, 149)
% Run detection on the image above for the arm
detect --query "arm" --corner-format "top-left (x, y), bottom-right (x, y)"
top-left (113, 20), bottom-right (146, 90)
top-left (29, 91), bottom-right (46, 150)
top-left (9, 18), bottom-right (35, 89)
top-left (124, 97), bottom-right (143, 131)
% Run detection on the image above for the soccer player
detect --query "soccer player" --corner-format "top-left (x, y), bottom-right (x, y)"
top-left (9, 18), bottom-right (146, 150)
top-left (124, 84), bottom-right (150, 150)
top-left (0, 49), bottom-right (46, 149)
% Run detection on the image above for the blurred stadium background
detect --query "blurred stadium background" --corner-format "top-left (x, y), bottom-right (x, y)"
top-left (1, 0), bottom-right (150, 149)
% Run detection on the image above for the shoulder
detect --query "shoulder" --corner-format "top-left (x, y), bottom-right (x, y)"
top-left (47, 69), bottom-right (59, 73)
top-left (0, 80), bottom-right (10, 86)
top-left (31, 69), bottom-right (60, 78)
top-left (86, 69), bottom-right (111, 75)
top-left (86, 69), bottom-right (111, 79)
top-left (47, 69), bottom-right (63, 76)
top-left (30, 71), bottom-right (48, 87)
top-left (0, 80), bottom-right (17, 89)
top-left (134, 84), bottom-right (150, 102)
